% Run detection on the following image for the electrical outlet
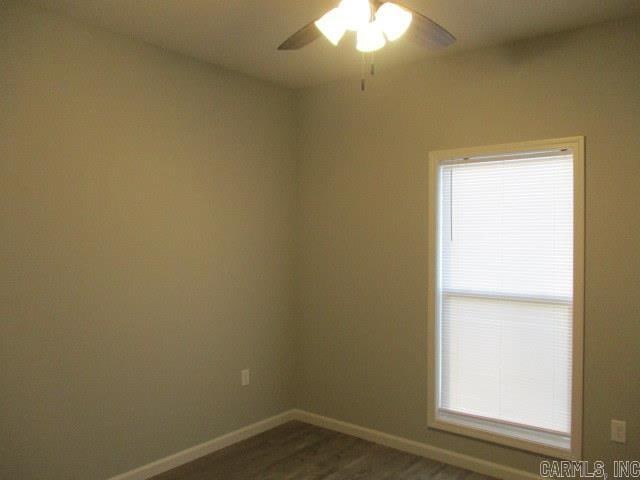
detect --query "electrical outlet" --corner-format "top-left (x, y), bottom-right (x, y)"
top-left (241, 369), bottom-right (250, 387)
top-left (611, 420), bottom-right (626, 443)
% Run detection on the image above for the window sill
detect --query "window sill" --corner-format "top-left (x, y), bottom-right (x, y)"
top-left (429, 410), bottom-right (579, 460)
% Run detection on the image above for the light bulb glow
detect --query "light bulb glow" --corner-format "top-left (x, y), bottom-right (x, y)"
top-left (356, 21), bottom-right (386, 52)
top-left (375, 2), bottom-right (412, 41)
top-left (315, 8), bottom-right (347, 45)
top-left (339, 0), bottom-right (372, 32)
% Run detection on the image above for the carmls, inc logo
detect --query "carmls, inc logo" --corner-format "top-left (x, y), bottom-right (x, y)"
top-left (540, 460), bottom-right (640, 479)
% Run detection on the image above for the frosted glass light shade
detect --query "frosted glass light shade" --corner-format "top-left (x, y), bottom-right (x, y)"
top-left (339, 0), bottom-right (371, 31)
top-left (356, 21), bottom-right (386, 52)
top-left (375, 2), bottom-right (412, 41)
top-left (315, 8), bottom-right (347, 45)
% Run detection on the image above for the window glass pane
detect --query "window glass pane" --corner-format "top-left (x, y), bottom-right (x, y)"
top-left (440, 156), bottom-right (573, 299)
top-left (437, 153), bottom-right (574, 437)
top-left (440, 294), bottom-right (572, 433)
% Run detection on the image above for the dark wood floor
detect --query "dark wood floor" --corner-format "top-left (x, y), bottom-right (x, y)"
top-left (151, 421), bottom-right (495, 480)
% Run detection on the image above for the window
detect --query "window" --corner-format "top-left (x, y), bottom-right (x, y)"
top-left (427, 138), bottom-right (584, 459)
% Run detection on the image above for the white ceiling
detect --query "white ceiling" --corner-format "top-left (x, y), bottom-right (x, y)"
top-left (31, 0), bottom-right (640, 88)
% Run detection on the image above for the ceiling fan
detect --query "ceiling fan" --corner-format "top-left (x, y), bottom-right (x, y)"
top-left (278, 0), bottom-right (456, 53)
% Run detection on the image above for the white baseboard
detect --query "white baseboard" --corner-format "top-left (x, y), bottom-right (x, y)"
top-left (109, 408), bottom-right (540, 480)
top-left (291, 410), bottom-right (541, 480)
top-left (108, 410), bottom-right (297, 480)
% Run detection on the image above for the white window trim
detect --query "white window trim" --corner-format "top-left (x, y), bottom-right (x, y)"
top-left (427, 137), bottom-right (584, 460)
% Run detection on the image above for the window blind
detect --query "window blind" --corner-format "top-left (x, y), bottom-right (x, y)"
top-left (436, 152), bottom-right (574, 447)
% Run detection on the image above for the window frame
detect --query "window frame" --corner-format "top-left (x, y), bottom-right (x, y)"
top-left (427, 137), bottom-right (584, 460)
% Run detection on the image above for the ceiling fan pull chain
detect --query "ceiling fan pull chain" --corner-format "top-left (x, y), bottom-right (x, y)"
top-left (361, 53), bottom-right (366, 91)
top-left (371, 51), bottom-right (375, 76)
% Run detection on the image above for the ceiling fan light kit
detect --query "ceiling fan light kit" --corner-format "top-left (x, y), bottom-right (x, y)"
top-left (315, 0), bottom-right (412, 52)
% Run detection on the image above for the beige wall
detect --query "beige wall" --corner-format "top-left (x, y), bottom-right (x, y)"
top-left (0, 2), bottom-right (296, 479)
top-left (295, 16), bottom-right (640, 475)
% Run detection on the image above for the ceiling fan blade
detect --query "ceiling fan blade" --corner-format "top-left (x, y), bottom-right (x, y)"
top-left (278, 21), bottom-right (322, 50)
top-left (388, 1), bottom-right (456, 49)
